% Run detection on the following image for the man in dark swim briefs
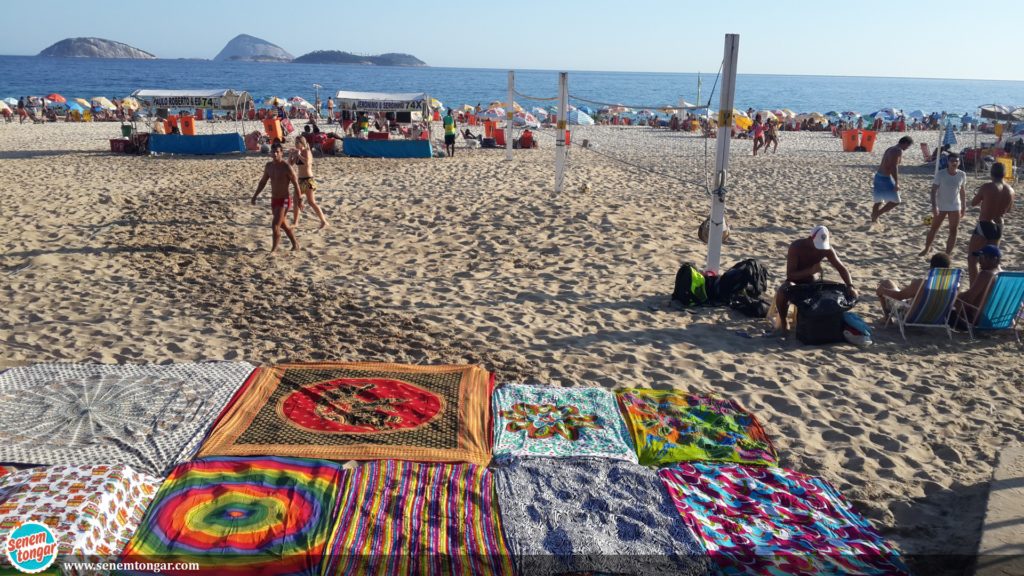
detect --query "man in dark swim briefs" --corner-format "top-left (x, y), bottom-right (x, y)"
top-left (966, 162), bottom-right (1014, 285)
top-left (252, 143), bottom-right (302, 253)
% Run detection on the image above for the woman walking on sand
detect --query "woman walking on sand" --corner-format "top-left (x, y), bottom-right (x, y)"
top-left (752, 114), bottom-right (765, 156)
top-left (289, 135), bottom-right (329, 229)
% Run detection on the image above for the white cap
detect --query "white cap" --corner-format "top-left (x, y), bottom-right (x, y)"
top-left (811, 225), bottom-right (831, 250)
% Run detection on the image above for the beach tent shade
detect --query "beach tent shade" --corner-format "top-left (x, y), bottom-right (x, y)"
top-left (979, 104), bottom-right (1024, 121)
top-left (131, 89), bottom-right (252, 110)
top-left (334, 90), bottom-right (427, 112)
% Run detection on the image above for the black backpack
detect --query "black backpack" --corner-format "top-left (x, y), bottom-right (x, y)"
top-left (716, 258), bottom-right (770, 303)
top-left (671, 264), bottom-right (709, 306)
top-left (790, 282), bottom-right (857, 345)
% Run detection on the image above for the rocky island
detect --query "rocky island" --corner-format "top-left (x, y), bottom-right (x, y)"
top-left (293, 51), bottom-right (426, 66)
top-left (38, 38), bottom-right (156, 59)
top-left (214, 34), bottom-right (293, 62)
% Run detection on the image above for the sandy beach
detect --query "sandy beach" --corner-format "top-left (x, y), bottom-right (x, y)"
top-left (1, 120), bottom-right (1021, 573)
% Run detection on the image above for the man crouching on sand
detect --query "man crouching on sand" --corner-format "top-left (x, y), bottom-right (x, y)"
top-left (252, 143), bottom-right (302, 252)
top-left (774, 225), bottom-right (858, 332)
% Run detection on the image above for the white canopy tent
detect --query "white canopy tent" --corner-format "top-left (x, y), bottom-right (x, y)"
top-left (131, 89), bottom-right (252, 111)
top-left (334, 90), bottom-right (429, 114)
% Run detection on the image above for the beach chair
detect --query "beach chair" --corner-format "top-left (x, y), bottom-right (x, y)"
top-left (955, 271), bottom-right (1024, 342)
top-left (883, 268), bottom-right (962, 340)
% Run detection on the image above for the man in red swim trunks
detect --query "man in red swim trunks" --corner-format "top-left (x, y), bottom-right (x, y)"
top-left (252, 143), bottom-right (302, 252)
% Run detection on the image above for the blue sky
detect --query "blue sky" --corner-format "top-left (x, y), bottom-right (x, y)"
top-left (2, 0), bottom-right (1019, 81)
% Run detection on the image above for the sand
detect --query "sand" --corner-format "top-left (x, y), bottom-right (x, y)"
top-left (1, 119), bottom-right (1022, 574)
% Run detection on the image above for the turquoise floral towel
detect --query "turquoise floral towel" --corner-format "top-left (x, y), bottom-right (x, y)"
top-left (492, 384), bottom-right (636, 462)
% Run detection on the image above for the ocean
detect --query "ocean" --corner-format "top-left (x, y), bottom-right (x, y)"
top-left (1, 55), bottom-right (1021, 115)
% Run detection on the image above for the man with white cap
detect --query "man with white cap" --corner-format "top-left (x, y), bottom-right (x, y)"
top-left (773, 225), bottom-right (858, 332)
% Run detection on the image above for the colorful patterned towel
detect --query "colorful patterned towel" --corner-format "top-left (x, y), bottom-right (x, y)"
top-left (492, 384), bottom-right (636, 462)
top-left (321, 460), bottom-right (514, 576)
top-left (0, 464), bottom-right (160, 567)
top-left (0, 362), bottom-right (256, 475)
top-left (618, 389), bottom-right (777, 467)
top-left (199, 363), bottom-right (494, 465)
top-left (493, 458), bottom-right (710, 576)
top-left (659, 463), bottom-right (911, 576)
top-left (121, 456), bottom-right (343, 576)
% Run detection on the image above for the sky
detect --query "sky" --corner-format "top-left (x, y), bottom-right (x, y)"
top-left (2, 0), bottom-right (1021, 81)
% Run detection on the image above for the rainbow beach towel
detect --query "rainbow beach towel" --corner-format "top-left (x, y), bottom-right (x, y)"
top-left (121, 456), bottom-right (344, 576)
top-left (321, 460), bottom-right (514, 576)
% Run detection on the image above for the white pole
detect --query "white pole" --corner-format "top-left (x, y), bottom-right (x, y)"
top-left (705, 34), bottom-right (740, 275)
top-left (506, 70), bottom-right (514, 161)
top-left (555, 72), bottom-right (568, 192)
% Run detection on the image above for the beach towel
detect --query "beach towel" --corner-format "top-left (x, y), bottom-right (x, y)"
top-left (618, 389), bottom-right (777, 467)
top-left (121, 456), bottom-right (343, 576)
top-left (493, 458), bottom-right (710, 576)
top-left (659, 463), bottom-right (911, 576)
top-left (198, 362), bottom-right (494, 465)
top-left (0, 362), bottom-right (256, 475)
top-left (0, 464), bottom-right (160, 568)
top-left (321, 460), bottom-right (514, 576)
top-left (492, 384), bottom-right (636, 462)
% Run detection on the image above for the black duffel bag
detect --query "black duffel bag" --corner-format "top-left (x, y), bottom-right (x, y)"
top-left (789, 281), bottom-right (856, 345)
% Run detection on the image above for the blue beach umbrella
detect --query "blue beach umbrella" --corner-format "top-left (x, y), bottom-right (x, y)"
top-left (908, 110), bottom-right (925, 118)
top-left (943, 123), bottom-right (958, 147)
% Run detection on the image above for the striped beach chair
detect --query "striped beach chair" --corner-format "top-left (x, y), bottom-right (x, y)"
top-left (884, 268), bottom-right (962, 340)
top-left (955, 271), bottom-right (1024, 342)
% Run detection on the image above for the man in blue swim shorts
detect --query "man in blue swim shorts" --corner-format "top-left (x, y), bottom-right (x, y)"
top-left (871, 135), bottom-right (914, 224)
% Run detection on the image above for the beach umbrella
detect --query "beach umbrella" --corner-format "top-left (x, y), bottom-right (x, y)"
top-left (2, 97), bottom-right (16, 106)
top-left (121, 97), bottom-right (140, 111)
top-left (67, 102), bottom-right (84, 112)
top-left (577, 105), bottom-right (594, 116)
top-left (289, 96), bottom-right (308, 104)
top-left (661, 106), bottom-right (679, 115)
top-left (72, 98), bottom-right (91, 108)
top-left (756, 110), bottom-right (777, 121)
top-left (943, 123), bottom-right (958, 147)
top-left (479, 107), bottom-right (505, 120)
top-left (91, 97), bottom-right (115, 110)
top-left (0, 101), bottom-right (9, 113)
top-left (531, 107), bottom-right (548, 119)
top-left (567, 110), bottom-right (594, 125)
top-left (266, 96), bottom-right (287, 107)
top-left (429, 98), bottom-right (443, 110)
top-left (908, 109), bottom-right (925, 118)
top-left (45, 93), bottom-right (66, 103)
top-left (512, 111), bottom-right (540, 128)
top-left (460, 104), bottom-right (475, 113)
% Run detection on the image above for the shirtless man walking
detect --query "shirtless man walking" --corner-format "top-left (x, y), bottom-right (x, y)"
top-left (252, 143), bottom-right (302, 252)
top-left (871, 136), bottom-right (914, 224)
top-left (966, 162), bottom-right (1014, 285)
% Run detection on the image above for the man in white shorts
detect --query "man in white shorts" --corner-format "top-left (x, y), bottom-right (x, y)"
top-left (919, 152), bottom-right (967, 257)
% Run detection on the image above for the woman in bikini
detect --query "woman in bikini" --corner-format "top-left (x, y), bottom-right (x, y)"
top-left (289, 135), bottom-right (329, 229)
top-left (752, 114), bottom-right (765, 156)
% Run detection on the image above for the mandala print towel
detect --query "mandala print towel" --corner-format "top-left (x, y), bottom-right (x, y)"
top-left (121, 456), bottom-right (344, 576)
top-left (492, 384), bottom-right (636, 462)
top-left (321, 460), bottom-right (514, 576)
top-left (0, 464), bottom-right (160, 569)
top-left (618, 389), bottom-right (777, 467)
top-left (199, 363), bottom-right (494, 465)
top-left (493, 458), bottom-right (710, 576)
top-left (659, 463), bottom-right (912, 576)
top-left (0, 362), bottom-right (256, 475)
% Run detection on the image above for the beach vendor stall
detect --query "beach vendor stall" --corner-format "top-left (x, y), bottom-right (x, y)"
top-left (334, 90), bottom-right (432, 158)
top-left (130, 89), bottom-right (253, 155)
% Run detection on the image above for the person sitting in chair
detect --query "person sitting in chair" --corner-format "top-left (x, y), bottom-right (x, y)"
top-left (462, 128), bottom-right (480, 141)
top-left (954, 244), bottom-right (1003, 327)
top-left (876, 252), bottom-right (951, 317)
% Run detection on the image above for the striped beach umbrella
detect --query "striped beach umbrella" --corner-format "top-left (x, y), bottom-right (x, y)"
top-left (72, 98), bottom-right (91, 108)
top-left (943, 123), bottom-right (958, 147)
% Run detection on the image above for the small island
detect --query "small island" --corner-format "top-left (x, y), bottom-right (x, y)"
top-left (293, 51), bottom-right (426, 66)
top-left (38, 37), bottom-right (156, 59)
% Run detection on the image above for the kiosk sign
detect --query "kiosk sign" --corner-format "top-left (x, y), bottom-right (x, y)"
top-left (5, 522), bottom-right (57, 573)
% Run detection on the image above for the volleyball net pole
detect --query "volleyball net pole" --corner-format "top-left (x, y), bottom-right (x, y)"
top-left (555, 72), bottom-right (569, 192)
top-left (506, 71), bottom-right (515, 161)
top-left (705, 34), bottom-right (739, 275)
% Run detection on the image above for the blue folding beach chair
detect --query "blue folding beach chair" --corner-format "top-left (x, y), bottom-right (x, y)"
top-left (956, 271), bottom-right (1024, 342)
top-left (884, 268), bottom-right (962, 341)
